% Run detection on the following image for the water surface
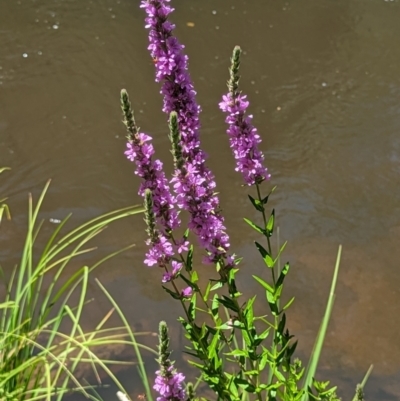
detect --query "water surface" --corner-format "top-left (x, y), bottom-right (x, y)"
top-left (1, 0), bottom-right (400, 399)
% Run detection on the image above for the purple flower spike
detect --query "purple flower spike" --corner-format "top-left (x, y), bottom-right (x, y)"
top-left (155, 321), bottom-right (186, 401)
top-left (219, 46), bottom-right (270, 186)
top-left (141, 2), bottom-right (233, 265)
top-left (121, 89), bottom-right (180, 235)
top-left (154, 368), bottom-right (186, 401)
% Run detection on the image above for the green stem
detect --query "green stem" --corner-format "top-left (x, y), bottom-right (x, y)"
top-left (255, 183), bottom-right (279, 387)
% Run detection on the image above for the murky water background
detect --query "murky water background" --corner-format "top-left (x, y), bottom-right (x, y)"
top-left (1, 0), bottom-right (400, 399)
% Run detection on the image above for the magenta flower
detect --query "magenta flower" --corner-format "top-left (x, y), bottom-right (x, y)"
top-left (154, 368), bottom-right (186, 401)
top-left (162, 260), bottom-right (182, 283)
top-left (219, 46), bottom-right (270, 186)
top-left (141, 0), bottom-right (233, 266)
top-left (180, 286), bottom-right (193, 298)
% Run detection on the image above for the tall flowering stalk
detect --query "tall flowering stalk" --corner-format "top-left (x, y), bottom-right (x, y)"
top-left (140, 0), bottom-right (232, 267)
top-left (121, 89), bottom-right (178, 271)
top-left (154, 321), bottom-right (186, 401)
top-left (219, 46), bottom-right (270, 186)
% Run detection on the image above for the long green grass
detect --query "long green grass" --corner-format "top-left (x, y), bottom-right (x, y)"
top-left (0, 176), bottom-right (150, 401)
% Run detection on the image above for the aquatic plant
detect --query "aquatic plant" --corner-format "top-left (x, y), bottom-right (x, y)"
top-left (121, 1), bottom-right (373, 400)
top-left (0, 175), bottom-right (151, 401)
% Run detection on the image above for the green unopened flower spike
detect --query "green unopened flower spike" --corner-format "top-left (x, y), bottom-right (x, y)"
top-left (168, 111), bottom-right (184, 171)
top-left (157, 320), bottom-right (172, 373)
top-left (227, 46), bottom-right (241, 97)
top-left (185, 382), bottom-right (195, 401)
top-left (120, 89), bottom-right (139, 141)
top-left (144, 189), bottom-right (157, 242)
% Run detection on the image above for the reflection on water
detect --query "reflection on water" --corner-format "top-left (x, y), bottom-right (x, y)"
top-left (1, 0), bottom-right (400, 399)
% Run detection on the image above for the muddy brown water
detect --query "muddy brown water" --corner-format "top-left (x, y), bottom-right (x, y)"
top-left (1, 0), bottom-right (400, 399)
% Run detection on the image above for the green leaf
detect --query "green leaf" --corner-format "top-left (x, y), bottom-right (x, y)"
top-left (267, 290), bottom-right (279, 315)
top-left (210, 281), bottom-right (224, 291)
top-left (186, 244), bottom-right (194, 271)
top-left (244, 296), bottom-right (256, 328)
top-left (203, 282), bottom-right (211, 302)
top-left (275, 262), bottom-right (290, 288)
top-left (243, 218), bottom-right (265, 235)
top-left (255, 242), bottom-right (275, 268)
top-left (248, 195), bottom-right (264, 212)
top-left (277, 313), bottom-right (286, 336)
top-left (259, 347), bottom-right (271, 371)
top-left (302, 245), bottom-right (342, 400)
top-left (207, 330), bottom-right (220, 359)
top-left (188, 293), bottom-right (197, 320)
top-left (253, 275), bottom-right (274, 293)
top-left (266, 209), bottom-right (275, 237)
top-left (217, 296), bottom-right (239, 313)
top-left (254, 327), bottom-right (270, 346)
top-left (225, 349), bottom-right (248, 357)
top-left (274, 241), bottom-right (287, 264)
top-left (162, 286), bottom-right (181, 299)
top-left (243, 370), bottom-right (259, 376)
top-left (234, 378), bottom-right (256, 393)
top-left (179, 274), bottom-right (198, 293)
top-left (261, 186), bottom-right (277, 205)
top-left (211, 294), bottom-right (219, 317)
top-left (282, 297), bottom-right (295, 311)
top-left (191, 270), bottom-right (199, 283)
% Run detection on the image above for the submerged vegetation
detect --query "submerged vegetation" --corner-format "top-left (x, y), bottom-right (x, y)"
top-left (0, 1), bottom-right (373, 400)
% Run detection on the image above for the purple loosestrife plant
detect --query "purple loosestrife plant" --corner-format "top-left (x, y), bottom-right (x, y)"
top-left (141, 0), bottom-right (233, 268)
top-left (219, 46), bottom-right (271, 186)
top-left (121, 2), bottom-right (349, 400)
